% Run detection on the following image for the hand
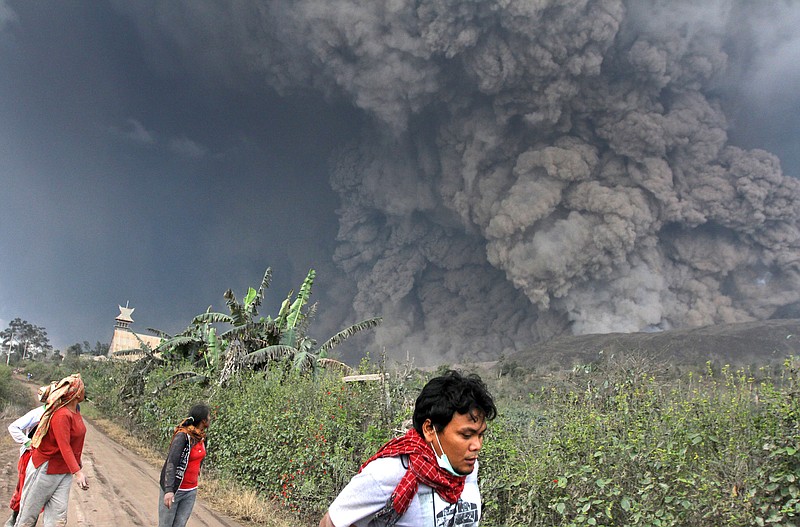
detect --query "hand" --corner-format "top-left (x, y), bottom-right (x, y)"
top-left (73, 470), bottom-right (89, 490)
top-left (319, 512), bottom-right (338, 527)
top-left (164, 492), bottom-right (175, 509)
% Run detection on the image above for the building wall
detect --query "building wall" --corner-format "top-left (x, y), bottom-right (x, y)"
top-left (109, 328), bottom-right (162, 361)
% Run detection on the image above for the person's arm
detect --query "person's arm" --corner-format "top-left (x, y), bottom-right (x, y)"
top-left (324, 459), bottom-right (397, 527)
top-left (7, 406), bottom-right (43, 446)
top-left (161, 433), bottom-right (188, 508)
top-left (319, 512), bottom-right (336, 527)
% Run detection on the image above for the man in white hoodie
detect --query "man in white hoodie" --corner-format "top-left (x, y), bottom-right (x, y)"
top-left (4, 382), bottom-right (55, 527)
top-left (319, 371), bottom-right (496, 527)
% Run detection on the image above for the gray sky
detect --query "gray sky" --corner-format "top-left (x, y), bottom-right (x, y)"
top-left (0, 1), bottom-right (361, 352)
top-left (1, 1), bottom-right (799, 365)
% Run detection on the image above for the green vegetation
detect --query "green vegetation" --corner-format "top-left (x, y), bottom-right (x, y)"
top-left (114, 267), bottom-right (381, 404)
top-left (71, 352), bottom-right (800, 527)
top-left (0, 365), bottom-right (36, 415)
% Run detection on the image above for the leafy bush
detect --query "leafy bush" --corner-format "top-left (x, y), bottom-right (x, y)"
top-left (477, 358), bottom-right (800, 527)
top-left (0, 365), bottom-right (33, 414)
top-left (748, 360), bottom-right (800, 527)
top-left (207, 368), bottom-right (391, 517)
top-left (76, 359), bottom-right (130, 418)
top-left (18, 360), bottom-right (70, 386)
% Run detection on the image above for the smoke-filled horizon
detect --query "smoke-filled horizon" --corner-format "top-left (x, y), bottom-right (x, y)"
top-left (2, 1), bottom-right (800, 365)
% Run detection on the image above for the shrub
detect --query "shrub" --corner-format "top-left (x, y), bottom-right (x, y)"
top-left (207, 367), bottom-right (392, 518)
top-left (0, 365), bottom-right (33, 415)
top-left (748, 359), bottom-right (800, 527)
top-left (19, 360), bottom-right (69, 385)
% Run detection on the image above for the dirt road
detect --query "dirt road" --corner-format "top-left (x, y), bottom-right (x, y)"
top-left (0, 409), bottom-right (245, 527)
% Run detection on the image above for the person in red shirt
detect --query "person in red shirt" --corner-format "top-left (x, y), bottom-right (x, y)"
top-left (15, 373), bottom-right (88, 527)
top-left (158, 403), bottom-right (210, 527)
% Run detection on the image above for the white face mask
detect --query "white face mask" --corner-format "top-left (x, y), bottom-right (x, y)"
top-left (432, 430), bottom-right (462, 477)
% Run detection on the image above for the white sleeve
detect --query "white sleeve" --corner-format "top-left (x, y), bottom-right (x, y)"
top-left (328, 458), bottom-right (402, 527)
top-left (7, 406), bottom-right (45, 444)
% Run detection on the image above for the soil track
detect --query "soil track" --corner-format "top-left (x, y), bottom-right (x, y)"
top-left (0, 383), bottom-right (244, 527)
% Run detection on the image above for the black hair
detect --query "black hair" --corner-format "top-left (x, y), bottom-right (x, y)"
top-left (413, 370), bottom-right (497, 434)
top-left (180, 403), bottom-right (211, 427)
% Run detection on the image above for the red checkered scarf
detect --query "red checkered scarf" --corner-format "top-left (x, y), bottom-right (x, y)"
top-left (31, 373), bottom-right (84, 449)
top-left (360, 428), bottom-right (465, 523)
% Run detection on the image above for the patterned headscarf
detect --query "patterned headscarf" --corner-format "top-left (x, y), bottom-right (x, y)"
top-left (37, 381), bottom-right (58, 403)
top-left (173, 416), bottom-right (207, 443)
top-left (30, 373), bottom-right (84, 448)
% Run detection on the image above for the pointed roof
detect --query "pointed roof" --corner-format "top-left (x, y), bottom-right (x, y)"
top-left (116, 304), bottom-right (135, 323)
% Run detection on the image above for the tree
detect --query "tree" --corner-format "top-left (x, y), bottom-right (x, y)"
top-left (230, 268), bottom-right (379, 373)
top-left (192, 267), bottom-right (279, 345)
top-left (189, 267), bottom-right (282, 384)
top-left (115, 332), bottom-right (167, 406)
top-left (88, 341), bottom-right (110, 356)
top-left (65, 343), bottom-right (83, 358)
top-left (145, 266), bottom-right (382, 389)
top-left (64, 340), bottom-right (108, 358)
top-left (0, 318), bottom-right (53, 363)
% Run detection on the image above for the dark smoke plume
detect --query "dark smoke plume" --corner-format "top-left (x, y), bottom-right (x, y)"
top-left (114, 0), bottom-right (800, 364)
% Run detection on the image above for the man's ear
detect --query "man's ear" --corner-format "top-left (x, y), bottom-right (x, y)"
top-left (421, 419), bottom-right (436, 443)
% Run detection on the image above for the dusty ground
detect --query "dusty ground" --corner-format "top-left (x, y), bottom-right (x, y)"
top-left (0, 385), bottom-right (245, 527)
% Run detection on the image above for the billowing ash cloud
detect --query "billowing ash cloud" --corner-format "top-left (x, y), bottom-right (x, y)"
top-left (114, 0), bottom-right (800, 363)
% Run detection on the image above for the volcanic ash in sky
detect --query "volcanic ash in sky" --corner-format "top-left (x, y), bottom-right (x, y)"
top-left (118, 0), bottom-right (800, 362)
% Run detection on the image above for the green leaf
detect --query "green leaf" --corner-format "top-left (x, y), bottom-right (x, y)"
top-left (595, 478), bottom-right (610, 488)
top-left (243, 287), bottom-right (258, 309)
top-left (286, 269), bottom-right (315, 330)
top-left (317, 317), bottom-right (382, 353)
top-left (621, 497), bottom-right (631, 512)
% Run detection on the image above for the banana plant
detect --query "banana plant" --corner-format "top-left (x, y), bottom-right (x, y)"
top-left (114, 332), bottom-right (167, 408)
top-left (145, 316), bottom-right (222, 368)
top-left (242, 316), bottom-right (383, 374)
top-left (192, 267), bottom-right (279, 344)
top-left (274, 269), bottom-right (316, 347)
top-left (126, 266), bottom-right (382, 387)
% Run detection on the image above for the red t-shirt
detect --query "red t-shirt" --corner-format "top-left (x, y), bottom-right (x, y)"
top-left (32, 406), bottom-right (86, 474)
top-left (178, 439), bottom-right (206, 490)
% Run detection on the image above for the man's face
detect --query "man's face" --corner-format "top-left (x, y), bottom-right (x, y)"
top-left (423, 411), bottom-right (487, 475)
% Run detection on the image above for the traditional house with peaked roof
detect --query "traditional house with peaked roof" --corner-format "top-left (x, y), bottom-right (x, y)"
top-left (108, 304), bottom-right (162, 360)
